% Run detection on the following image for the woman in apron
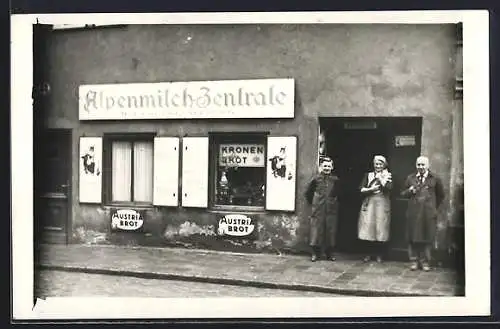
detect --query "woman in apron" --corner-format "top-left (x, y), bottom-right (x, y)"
top-left (357, 155), bottom-right (393, 263)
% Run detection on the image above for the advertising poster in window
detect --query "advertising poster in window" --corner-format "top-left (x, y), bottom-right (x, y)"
top-left (216, 143), bottom-right (266, 207)
top-left (79, 137), bottom-right (102, 203)
top-left (219, 144), bottom-right (265, 167)
top-left (266, 136), bottom-right (297, 211)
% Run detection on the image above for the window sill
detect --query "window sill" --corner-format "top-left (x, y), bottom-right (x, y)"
top-left (102, 203), bottom-right (155, 210)
top-left (209, 206), bottom-right (267, 215)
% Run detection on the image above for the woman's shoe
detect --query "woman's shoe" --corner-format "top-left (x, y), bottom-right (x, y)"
top-left (363, 255), bottom-right (371, 263)
top-left (376, 256), bottom-right (383, 263)
top-left (311, 254), bottom-right (318, 262)
top-left (410, 261), bottom-right (419, 271)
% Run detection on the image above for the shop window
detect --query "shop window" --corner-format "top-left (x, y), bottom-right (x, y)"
top-left (104, 135), bottom-right (154, 205)
top-left (211, 134), bottom-right (267, 210)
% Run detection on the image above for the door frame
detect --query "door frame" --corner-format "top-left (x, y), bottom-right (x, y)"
top-left (64, 129), bottom-right (73, 244)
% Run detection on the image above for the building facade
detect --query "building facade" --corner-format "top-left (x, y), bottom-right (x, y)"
top-left (34, 23), bottom-right (464, 262)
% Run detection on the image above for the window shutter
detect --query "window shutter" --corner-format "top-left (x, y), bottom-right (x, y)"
top-left (79, 137), bottom-right (102, 203)
top-left (153, 137), bottom-right (180, 207)
top-left (181, 137), bottom-right (209, 208)
top-left (265, 136), bottom-right (297, 211)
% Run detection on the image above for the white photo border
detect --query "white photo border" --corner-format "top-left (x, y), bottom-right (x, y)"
top-left (11, 10), bottom-right (490, 320)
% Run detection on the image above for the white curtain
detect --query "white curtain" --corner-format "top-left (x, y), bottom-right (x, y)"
top-left (112, 141), bottom-right (132, 202)
top-left (133, 141), bottom-right (153, 203)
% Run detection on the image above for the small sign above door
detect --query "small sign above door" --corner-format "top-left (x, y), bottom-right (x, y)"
top-left (395, 135), bottom-right (416, 147)
top-left (343, 121), bottom-right (377, 130)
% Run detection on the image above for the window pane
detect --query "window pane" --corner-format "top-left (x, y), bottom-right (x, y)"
top-left (216, 142), bottom-right (265, 207)
top-left (133, 141), bottom-right (153, 203)
top-left (112, 141), bottom-right (132, 202)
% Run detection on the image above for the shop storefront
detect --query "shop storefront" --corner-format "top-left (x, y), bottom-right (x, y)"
top-left (34, 23), bottom-right (464, 262)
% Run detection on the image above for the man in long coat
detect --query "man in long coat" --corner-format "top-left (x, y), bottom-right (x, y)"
top-left (401, 156), bottom-right (445, 271)
top-left (305, 157), bottom-right (340, 262)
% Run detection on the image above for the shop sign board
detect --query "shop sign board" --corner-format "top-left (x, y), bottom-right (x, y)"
top-left (79, 78), bottom-right (295, 120)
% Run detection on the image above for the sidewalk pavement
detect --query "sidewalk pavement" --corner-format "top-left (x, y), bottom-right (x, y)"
top-left (37, 244), bottom-right (463, 297)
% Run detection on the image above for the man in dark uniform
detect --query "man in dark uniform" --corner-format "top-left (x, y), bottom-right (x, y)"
top-left (305, 157), bottom-right (340, 262)
top-left (401, 156), bottom-right (445, 271)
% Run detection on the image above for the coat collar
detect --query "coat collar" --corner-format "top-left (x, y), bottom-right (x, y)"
top-left (414, 170), bottom-right (433, 179)
top-left (417, 170), bottom-right (429, 178)
top-left (318, 172), bottom-right (338, 180)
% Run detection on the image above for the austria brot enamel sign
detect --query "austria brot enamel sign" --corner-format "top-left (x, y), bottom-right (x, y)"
top-left (111, 209), bottom-right (144, 231)
top-left (217, 214), bottom-right (255, 237)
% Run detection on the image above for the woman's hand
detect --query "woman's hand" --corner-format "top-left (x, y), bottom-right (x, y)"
top-left (378, 172), bottom-right (392, 185)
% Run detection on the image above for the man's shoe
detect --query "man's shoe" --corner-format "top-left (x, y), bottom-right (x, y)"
top-left (422, 263), bottom-right (431, 272)
top-left (327, 255), bottom-right (336, 261)
top-left (376, 256), bottom-right (383, 263)
top-left (363, 255), bottom-right (371, 263)
top-left (410, 262), bottom-right (419, 271)
top-left (311, 254), bottom-right (318, 262)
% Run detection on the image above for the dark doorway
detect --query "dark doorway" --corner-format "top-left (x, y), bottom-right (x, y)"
top-left (33, 24), bottom-right (71, 245)
top-left (325, 119), bottom-right (389, 254)
top-left (35, 129), bottom-right (72, 244)
top-left (320, 117), bottom-right (422, 259)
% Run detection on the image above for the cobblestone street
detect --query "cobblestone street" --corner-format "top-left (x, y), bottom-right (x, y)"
top-left (36, 270), bottom-right (343, 298)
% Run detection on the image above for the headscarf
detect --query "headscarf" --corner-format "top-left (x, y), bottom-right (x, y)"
top-left (373, 155), bottom-right (387, 168)
top-left (372, 155), bottom-right (391, 185)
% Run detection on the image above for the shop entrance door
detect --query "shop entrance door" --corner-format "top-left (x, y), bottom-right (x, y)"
top-left (321, 117), bottom-right (422, 259)
top-left (325, 119), bottom-right (389, 254)
top-left (35, 130), bottom-right (72, 244)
